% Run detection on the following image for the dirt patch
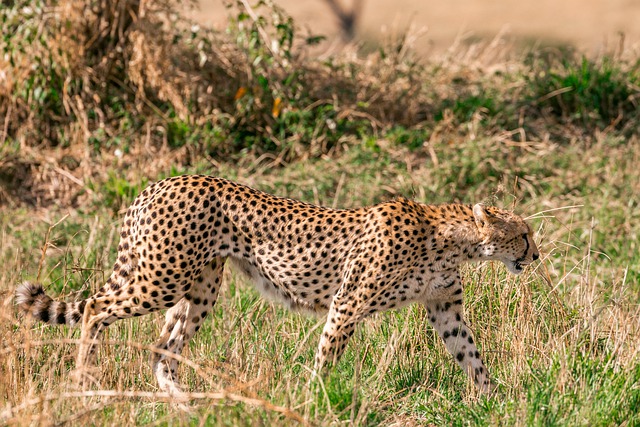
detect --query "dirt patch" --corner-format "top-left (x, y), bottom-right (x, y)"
top-left (198, 0), bottom-right (640, 54)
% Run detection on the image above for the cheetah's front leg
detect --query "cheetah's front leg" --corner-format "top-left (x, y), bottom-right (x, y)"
top-left (423, 298), bottom-right (493, 393)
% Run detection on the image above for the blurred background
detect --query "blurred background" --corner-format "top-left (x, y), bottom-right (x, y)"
top-left (198, 0), bottom-right (640, 54)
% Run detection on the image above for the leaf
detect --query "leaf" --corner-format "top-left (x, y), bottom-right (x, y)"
top-left (234, 86), bottom-right (247, 100)
top-left (272, 97), bottom-right (282, 118)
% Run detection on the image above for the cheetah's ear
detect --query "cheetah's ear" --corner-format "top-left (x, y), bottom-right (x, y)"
top-left (473, 204), bottom-right (494, 229)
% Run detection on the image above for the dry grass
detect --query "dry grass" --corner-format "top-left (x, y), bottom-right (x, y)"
top-left (1, 0), bottom-right (639, 425)
top-left (1, 146), bottom-right (639, 424)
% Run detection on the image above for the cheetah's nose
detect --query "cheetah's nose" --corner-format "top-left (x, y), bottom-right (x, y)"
top-left (532, 253), bottom-right (539, 261)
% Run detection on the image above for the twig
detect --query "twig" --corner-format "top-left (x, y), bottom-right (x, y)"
top-left (536, 86), bottom-right (574, 103)
top-left (53, 166), bottom-right (96, 195)
top-left (37, 215), bottom-right (69, 282)
top-left (238, 0), bottom-right (285, 69)
top-left (0, 104), bottom-right (11, 146)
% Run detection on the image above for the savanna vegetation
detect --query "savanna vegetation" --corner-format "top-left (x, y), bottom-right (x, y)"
top-left (0, 0), bottom-right (639, 425)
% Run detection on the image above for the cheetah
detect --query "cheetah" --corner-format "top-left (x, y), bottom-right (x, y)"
top-left (16, 175), bottom-right (539, 396)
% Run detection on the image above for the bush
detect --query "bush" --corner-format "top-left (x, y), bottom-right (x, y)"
top-left (525, 51), bottom-right (640, 132)
top-left (0, 0), bottom-right (435, 160)
top-left (1, 0), bottom-right (639, 164)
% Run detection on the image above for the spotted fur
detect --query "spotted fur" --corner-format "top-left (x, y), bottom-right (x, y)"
top-left (16, 175), bottom-right (539, 395)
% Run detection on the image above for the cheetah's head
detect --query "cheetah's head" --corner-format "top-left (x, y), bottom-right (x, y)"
top-left (473, 204), bottom-right (539, 275)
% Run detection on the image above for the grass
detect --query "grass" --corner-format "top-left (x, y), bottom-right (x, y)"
top-left (1, 137), bottom-right (640, 425)
top-left (1, 0), bottom-right (640, 425)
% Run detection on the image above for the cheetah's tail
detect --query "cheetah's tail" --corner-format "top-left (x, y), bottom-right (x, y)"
top-left (15, 282), bottom-right (85, 326)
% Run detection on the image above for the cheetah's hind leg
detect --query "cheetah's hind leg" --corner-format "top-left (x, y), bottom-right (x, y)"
top-left (151, 258), bottom-right (225, 401)
top-left (73, 266), bottom-right (190, 390)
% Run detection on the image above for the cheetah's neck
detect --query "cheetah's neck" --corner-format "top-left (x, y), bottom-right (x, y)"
top-left (422, 204), bottom-right (486, 264)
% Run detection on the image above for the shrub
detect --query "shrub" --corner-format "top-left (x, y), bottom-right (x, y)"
top-left (525, 51), bottom-right (640, 132)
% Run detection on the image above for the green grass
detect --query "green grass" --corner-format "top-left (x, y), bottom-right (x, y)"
top-left (1, 137), bottom-right (639, 425)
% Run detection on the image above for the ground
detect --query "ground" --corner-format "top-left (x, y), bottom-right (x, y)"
top-left (197, 0), bottom-right (640, 53)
